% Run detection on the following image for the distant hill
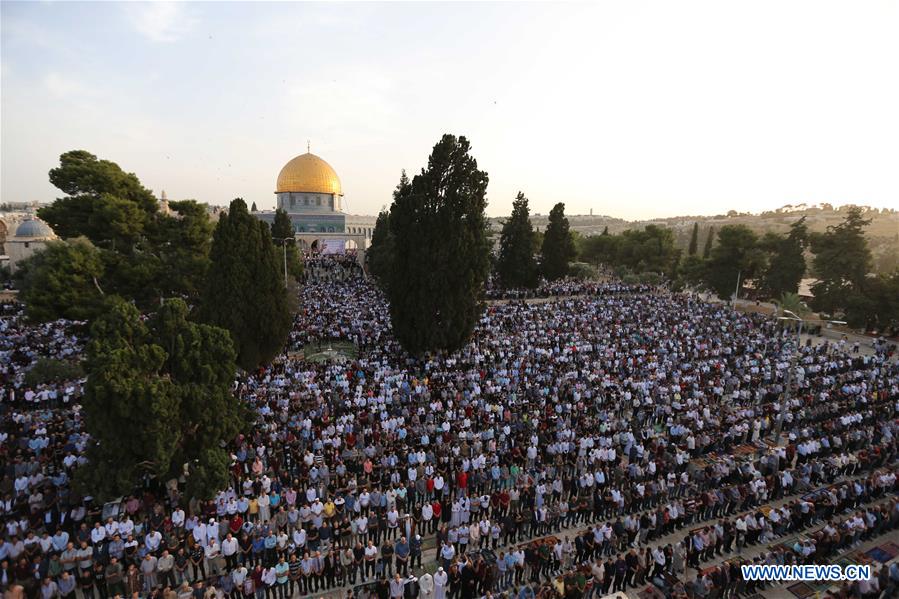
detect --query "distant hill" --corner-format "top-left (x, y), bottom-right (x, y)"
top-left (489, 203), bottom-right (899, 273)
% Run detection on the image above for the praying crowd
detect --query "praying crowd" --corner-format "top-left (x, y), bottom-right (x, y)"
top-left (302, 252), bottom-right (363, 284)
top-left (2, 266), bottom-right (899, 599)
top-left (483, 278), bottom-right (613, 302)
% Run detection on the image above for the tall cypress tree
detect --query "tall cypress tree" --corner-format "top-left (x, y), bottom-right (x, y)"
top-left (688, 222), bottom-right (699, 256)
top-left (541, 202), bottom-right (575, 280)
top-left (386, 135), bottom-right (491, 355)
top-left (497, 192), bottom-right (538, 288)
top-left (702, 226), bottom-right (715, 259)
top-left (271, 208), bottom-right (294, 240)
top-left (200, 198), bottom-right (292, 370)
top-left (367, 209), bottom-right (395, 285)
top-left (270, 208), bottom-right (302, 281)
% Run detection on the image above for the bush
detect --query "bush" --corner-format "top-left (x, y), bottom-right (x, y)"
top-left (568, 262), bottom-right (598, 280)
top-left (638, 272), bottom-right (662, 285)
top-left (24, 358), bottom-right (84, 387)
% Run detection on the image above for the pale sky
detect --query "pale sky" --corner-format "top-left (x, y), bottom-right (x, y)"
top-left (2, 1), bottom-right (898, 219)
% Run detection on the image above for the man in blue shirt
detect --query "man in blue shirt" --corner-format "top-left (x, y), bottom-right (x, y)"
top-left (518, 583), bottom-right (535, 599)
top-left (264, 532), bottom-right (277, 566)
top-left (52, 530), bottom-right (69, 554)
top-left (394, 537), bottom-right (409, 576)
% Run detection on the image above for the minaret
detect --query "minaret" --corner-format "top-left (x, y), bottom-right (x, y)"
top-left (160, 190), bottom-right (170, 215)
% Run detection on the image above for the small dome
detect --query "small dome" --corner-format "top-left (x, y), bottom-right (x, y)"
top-left (15, 217), bottom-right (54, 239)
top-left (276, 152), bottom-right (342, 195)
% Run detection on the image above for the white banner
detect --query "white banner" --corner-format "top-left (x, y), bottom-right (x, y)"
top-left (321, 238), bottom-right (345, 255)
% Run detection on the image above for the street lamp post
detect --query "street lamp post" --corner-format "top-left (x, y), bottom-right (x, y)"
top-left (274, 237), bottom-right (294, 289)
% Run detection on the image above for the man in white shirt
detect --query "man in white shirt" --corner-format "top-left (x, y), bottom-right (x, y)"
top-left (90, 523), bottom-right (106, 545)
top-left (192, 521), bottom-right (207, 546)
top-left (171, 508), bottom-right (185, 530)
top-left (221, 533), bottom-right (239, 569)
top-left (204, 538), bottom-right (222, 576)
top-left (145, 529), bottom-right (162, 553)
top-left (292, 528), bottom-right (307, 552)
top-left (232, 565), bottom-right (248, 591)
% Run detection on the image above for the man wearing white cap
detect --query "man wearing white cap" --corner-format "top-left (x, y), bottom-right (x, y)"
top-left (418, 570), bottom-right (434, 599)
top-left (433, 566), bottom-right (447, 599)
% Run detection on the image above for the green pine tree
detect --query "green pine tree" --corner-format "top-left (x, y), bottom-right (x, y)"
top-left (16, 237), bottom-right (107, 322)
top-left (809, 207), bottom-right (873, 320)
top-left (385, 135), bottom-right (491, 355)
top-left (703, 225), bottom-right (764, 299)
top-left (367, 208), bottom-right (395, 285)
top-left (688, 222), bottom-right (699, 256)
top-left (270, 208), bottom-right (302, 281)
top-left (200, 199), bottom-right (292, 370)
top-left (34, 151), bottom-right (213, 315)
top-left (77, 298), bottom-right (244, 501)
top-left (759, 217), bottom-right (807, 298)
top-left (702, 226), bottom-right (715, 259)
top-left (496, 192), bottom-right (538, 288)
top-left (271, 208), bottom-right (294, 240)
top-left (540, 202), bottom-right (576, 280)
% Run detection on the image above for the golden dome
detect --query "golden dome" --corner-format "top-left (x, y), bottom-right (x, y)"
top-left (276, 152), bottom-right (342, 195)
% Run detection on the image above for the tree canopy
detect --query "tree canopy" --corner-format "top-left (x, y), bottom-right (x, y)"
top-left (702, 226), bottom-right (715, 259)
top-left (366, 209), bottom-right (395, 285)
top-left (383, 135), bottom-right (491, 355)
top-left (271, 208), bottom-right (303, 282)
top-left (28, 151), bottom-right (214, 319)
top-left (39, 150), bottom-right (157, 244)
top-left (809, 207), bottom-right (872, 315)
top-left (16, 237), bottom-right (107, 322)
top-left (540, 203), bottom-right (575, 280)
top-left (758, 217), bottom-right (807, 298)
top-left (578, 225), bottom-right (679, 277)
top-left (271, 208), bottom-right (294, 240)
top-left (199, 198), bottom-right (292, 370)
top-left (703, 225), bottom-right (764, 300)
top-left (78, 298), bottom-right (244, 500)
top-left (496, 192), bottom-right (538, 288)
top-left (687, 222), bottom-right (699, 256)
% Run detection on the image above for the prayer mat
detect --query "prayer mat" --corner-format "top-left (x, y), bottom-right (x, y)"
top-left (866, 547), bottom-right (892, 563)
top-left (879, 542), bottom-right (899, 558)
top-left (786, 582), bottom-right (816, 598)
top-left (636, 585), bottom-right (664, 599)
